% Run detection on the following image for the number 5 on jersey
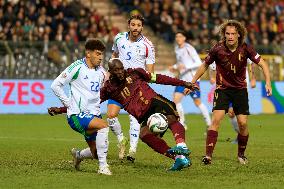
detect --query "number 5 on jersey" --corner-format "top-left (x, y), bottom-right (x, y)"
top-left (126, 52), bottom-right (132, 60)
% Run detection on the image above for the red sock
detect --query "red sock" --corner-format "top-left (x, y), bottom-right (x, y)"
top-left (140, 134), bottom-right (174, 159)
top-left (169, 121), bottom-right (185, 144)
top-left (237, 133), bottom-right (249, 157)
top-left (206, 130), bottom-right (218, 157)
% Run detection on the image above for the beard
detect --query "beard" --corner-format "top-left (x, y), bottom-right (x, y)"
top-left (130, 29), bottom-right (142, 37)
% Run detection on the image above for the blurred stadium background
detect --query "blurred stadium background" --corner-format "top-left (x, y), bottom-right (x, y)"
top-left (0, 0), bottom-right (283, 114)
top-left (1, 1), bottom-right (284, 188)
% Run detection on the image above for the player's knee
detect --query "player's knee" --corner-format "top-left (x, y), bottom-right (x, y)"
top-left (167, 115), bottom-right (178, 125)
top-left (228, 113), bottom-right (235, 118)
top-left (107, 111), bottom-right (118, 119)
top-left (194, 99), bottom-right (201, 106)
top-left (139, 130), bottom-right (147, 139)
top-left (228, 109), bottom-right (235, 118)
top-left (139, 126), bottom-right (151, 139)
top-left (238, 120), bottom-right (247, 131)
top-left (211, 120), bottom-right (221, 130)
top-left (100, 121), bottom-right (108, 129)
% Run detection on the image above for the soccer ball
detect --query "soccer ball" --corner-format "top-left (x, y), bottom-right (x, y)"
top-left (147, 113), bottom-right (168, 133)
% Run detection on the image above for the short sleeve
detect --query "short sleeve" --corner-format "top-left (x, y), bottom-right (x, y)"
top-left (204, 46), bottom-right (216, 66)
top-left (133, 68), bottom-right (152, 81)
top-left (144, 41), bottom-right (155, 65)
top-left (246, 44), bottom-right (261, 64)
top-left (112, 33), bottom-right (124, 53)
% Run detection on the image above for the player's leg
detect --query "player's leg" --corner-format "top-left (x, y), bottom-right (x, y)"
top-left (146, 95), bottom-right (191, 171)
top-left (228, 107), bottom-right (239, 133)
top-left (139, 124), bottom-right (190, 171)
top-left (127, 114), bottom-right (140, 162)
top-left (87, 117), bottom-right (111, 175)
top-left (235, 114), bottom-right (249, 164)
top-left (227, 106), bottom-right (239, 144)
top-left (67, 114), bottom-right (94, 170)
top-left (202, 89), bottom-right (229, 164)
top-left (67, 113), bottom-right (111, 174)
top-left (166, 114), bottom-right (192, 171)
top-left (232, 88), bottom-right (250, 164)
top-left (70, 147), bottom-right (93, 170)
top-left (139, 126), bottom-right (173, 159)
top-left (107, 100), bottom-right (128, 160)
top-left (203, 109), bottom-right (226, 164)
top-left (191, 88), bottom-right (212, 132)
top-left (173, 86), bottom-right (187, 129)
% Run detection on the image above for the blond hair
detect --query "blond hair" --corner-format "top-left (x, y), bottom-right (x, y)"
top-left (219, 20), bottom-right (247, 44)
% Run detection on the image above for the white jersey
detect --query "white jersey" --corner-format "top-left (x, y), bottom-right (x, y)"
top-left (51, 58), bottom-right (106, 116)
top-left (174, 43), bottom-right (202, 81)
top-left (112, 32), bottom-right (155, 70)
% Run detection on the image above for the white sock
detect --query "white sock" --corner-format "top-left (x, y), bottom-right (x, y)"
top-left (177, 142), bottom-right (187, 148)
top-left (96, 127), bottom-right (109, 167)
top-left (79, 148), bottom-right (93, 159)
top-left (107, 117), bottom-right (124, 143)
top-left (230, 116), bottom-right (239, 133)
top-left (129, 114), bottom-right (140, 153)
top-left (175, 155), bottom-right (186, 160)
top-left (198, 103), bottom-right (212, 127)
top-left (176, 103), bottom-right (186, 126)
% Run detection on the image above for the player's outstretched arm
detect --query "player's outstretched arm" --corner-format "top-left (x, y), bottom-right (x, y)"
top-left (257, 58), bottom-right (272, 96)
top-left (191, 62), bottom-right (209, 83)
top-left (48, 107), bottom-right (67, 116)
top-left (146, 64), bottom-right (154, 73)
top-left (183, 82), bottom-right (200, 95)
top-left (249, 63), bottom-right (256, 88)
top-left (149, 72), bottom-right (198, 92)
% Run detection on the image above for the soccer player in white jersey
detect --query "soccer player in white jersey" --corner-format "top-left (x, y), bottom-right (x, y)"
top-left (107, 14), bottom-right (155, 162)
top-left (209, 60), bottom-right (256, 143)
top-left (51, 39), bottom-right (111, 175)
top-left (169, 31), bottom-right (211, 131)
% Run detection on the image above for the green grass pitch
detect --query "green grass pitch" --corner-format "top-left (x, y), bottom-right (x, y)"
top-left (0, 114), bottom-right (283, 189)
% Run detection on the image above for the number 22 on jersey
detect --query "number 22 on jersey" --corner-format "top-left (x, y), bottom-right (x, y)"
top-left (91, 81), bottom-right (99, 92)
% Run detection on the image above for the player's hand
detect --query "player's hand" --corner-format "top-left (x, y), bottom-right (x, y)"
top-left (177, 64), bottom-right (186, 71)
top-left (183, 82), bottom-right (200, 95)
top-left (183, 88), bottom-right (191, 95)
top-left (48, 107), bottom-right (63, 116)
top-left (210, 77), bottom-right (216, 85)
top-left (265, 83), bottom-right (272, 96)
top-left (250, 79), bottom-right (256, 88)
top-left (168, 66), bottom-right (175, 73)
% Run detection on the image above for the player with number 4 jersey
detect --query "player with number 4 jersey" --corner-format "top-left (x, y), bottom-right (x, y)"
top-left (191, 20), bottom-right (272, 165)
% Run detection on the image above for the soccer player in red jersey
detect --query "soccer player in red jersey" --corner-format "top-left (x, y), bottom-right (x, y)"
top-left (49, 58), bottom-right (199, 171)
top-left (99, 58), bottom-right (199, 171)
top-left (192, 20), bottom-right (272, 165)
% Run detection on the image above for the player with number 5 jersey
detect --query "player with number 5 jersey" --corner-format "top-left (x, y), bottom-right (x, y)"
top-left (107, 14), bottom-right (155, 163)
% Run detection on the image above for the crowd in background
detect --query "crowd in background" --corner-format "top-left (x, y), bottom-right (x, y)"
top-left (113, 0), bottom-right (284, 54)
top-left (0, 0), bottom-right (119, 46)
top-left (1, 0), bottom-right (284, 55)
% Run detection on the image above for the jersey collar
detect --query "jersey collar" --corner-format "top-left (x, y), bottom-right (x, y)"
top-left (82, 57), bottom-right (88, 68)
top-left (127, 32), bottom-right (144, 42)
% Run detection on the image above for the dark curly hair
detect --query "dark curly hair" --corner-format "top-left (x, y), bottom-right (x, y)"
top-left (219, 20), bottom-right (247, 45)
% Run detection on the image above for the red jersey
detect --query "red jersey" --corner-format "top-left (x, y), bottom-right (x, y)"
top-left (100, 68), bottom-right (187, 122)
top-left (204, 42), bottom-right (261, 89)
